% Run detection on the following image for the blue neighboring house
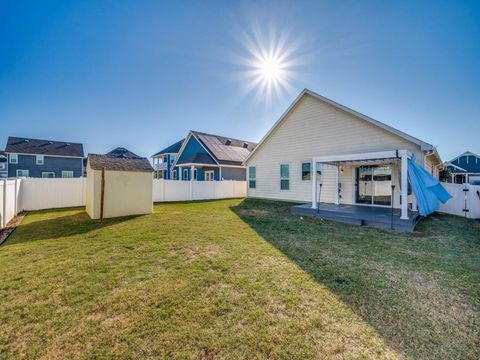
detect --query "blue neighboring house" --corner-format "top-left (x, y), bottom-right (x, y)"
top-left (169, 130), bottom-right (256, 181)
top-left (444, 151), bottom-right (480, 184)
top-left (0, 151), bottom-right (7, 178)
top-left (5, 136), bottom-right (85, 178)
top-left (151, 139), bottom-right (184, 179)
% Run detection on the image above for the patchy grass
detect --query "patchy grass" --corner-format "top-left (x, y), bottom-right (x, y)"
top-left (0, 199), bottom-right (478, 359)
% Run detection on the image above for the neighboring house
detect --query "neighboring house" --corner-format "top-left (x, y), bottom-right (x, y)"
top-left (244, 89), bottom-right (443, 226)
top-left (171, 130), bottom-right (256, 181)
top-left (0, 151), bottom-right (7, 178)
top-left (106, 147), bottom-right (142, 159)
top-left (444, 151), bottom-right (480, 184)
top-left (5, 136), bottom-right (84, 178)
top-left (151, 139), bottom-right (184, 179)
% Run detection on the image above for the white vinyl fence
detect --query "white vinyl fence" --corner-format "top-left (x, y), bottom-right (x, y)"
top-left (153, 179), bottom-right (246, 202)
top-left (0, 179), bottom-right (22, 229)
top-left (21, 178), bottom-right (86, 211)
top-left (437, 182), bottom-right (480, 219)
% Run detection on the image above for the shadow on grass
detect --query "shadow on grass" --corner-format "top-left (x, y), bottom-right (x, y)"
top-left (3, 208), bottom-right (140, 246)
top-left (231, 198), bottom-right (480, 360)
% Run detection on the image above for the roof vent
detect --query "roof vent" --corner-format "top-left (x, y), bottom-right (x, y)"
top-left (225, 139), bottom-right (232, 146)
top-left (24, 139), bottom-right (29, 143)
top-left (243, 142), bottom-right (249, 148)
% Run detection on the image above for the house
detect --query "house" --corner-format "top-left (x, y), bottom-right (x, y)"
top-left (443, 151), bottom-right (480, 184)
top-left (85, 154), bottom-right (154, 219)
top-left (5, 136), bottom-right (84, 178)
top-left (244, 89), bottom-right (443, 231)
top-left (0, 152), bottom-right (7, 178)
top-left (170, 130), bottom-right (256, 181)
top-left (106, 147), bottom-right (142, 159)
top-left (151, 139), bottom-right (184, 179)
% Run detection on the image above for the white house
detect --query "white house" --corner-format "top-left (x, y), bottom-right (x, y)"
top-left (244, 89), bottom-right (443, 229)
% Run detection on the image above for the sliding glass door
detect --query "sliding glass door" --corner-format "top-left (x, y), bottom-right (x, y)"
top-left (356, 165), bottom-right (392, 206)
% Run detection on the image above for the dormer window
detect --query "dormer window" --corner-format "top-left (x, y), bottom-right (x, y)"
top-left (225, 139), bottom-right (232, 145)
top-left (243, 142), bottom-right (249, 149)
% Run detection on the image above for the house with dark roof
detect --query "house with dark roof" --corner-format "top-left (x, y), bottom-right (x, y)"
top-left (106, 147), bottom-right (141, 159)
top-left (4, 136), bottom-right (84, 178)
top-left (151, 139), bottom-right (184, 179)
top-left (169, 130), bottom-right (257, 181)
top-left (0, 151), bottom-right (7, 178)
top-left (444, 151), bottom-right (480, 184)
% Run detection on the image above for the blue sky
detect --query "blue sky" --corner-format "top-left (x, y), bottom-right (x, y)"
top-left (1, 0), bottom-right (479, 161)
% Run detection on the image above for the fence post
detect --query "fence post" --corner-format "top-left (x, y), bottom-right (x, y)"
top-left (2, 179), bottom-right (6, 228)
top-left (14, 179), bottom-right (18, 216)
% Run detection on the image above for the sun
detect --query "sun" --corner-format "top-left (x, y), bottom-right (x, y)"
top-left (231, 25), bottom-right (303, 106)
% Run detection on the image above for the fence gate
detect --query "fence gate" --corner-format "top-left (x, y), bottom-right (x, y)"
top-left (437, 182), bottom-right (480, 219)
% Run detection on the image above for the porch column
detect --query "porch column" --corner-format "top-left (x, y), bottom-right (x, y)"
top-left (311, 158), bottom-right (317, 208)
top-left (400, 151), bottom-right (409, 220)
top-left (335, 165), bottom-right (340, 205)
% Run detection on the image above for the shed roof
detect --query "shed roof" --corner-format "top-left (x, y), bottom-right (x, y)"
top-left (88, 154), bottom-right (153, 172)
top-left (5, 136), bottom-right (84, 157)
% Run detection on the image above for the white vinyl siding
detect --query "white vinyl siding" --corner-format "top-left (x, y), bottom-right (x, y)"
top-left (246, 94), bottom-right (425, 205)
top-left (62, 170), bottom-right (74, 178)
top-left (36, 155), bottom-right (44, 165)
top-left (10, 154), bottom-right (18, 164)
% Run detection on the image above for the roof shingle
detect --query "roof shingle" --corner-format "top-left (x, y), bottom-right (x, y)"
top-left (5, 136), bottom-right (84, 157)
top-left (88, 154), bottom-right (153, 172)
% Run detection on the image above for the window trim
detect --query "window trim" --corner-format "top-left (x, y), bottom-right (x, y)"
top-left (205, 170), bottom-right (214, 181)
top-left (172, 169), bottom-right (177, 180)
top-left (61, 170), bottom-right (74, 178)
top-left (42, 171), bottom-right (55, 178)
top-left (248, 166), bottom-right (256, 189)
top-left (10, 154), bottom-right (18, 164)
top-left (16, 169), bottom-right (29, 177)
top-left (36, 155), bottom-right (44, 165)
top-left (183, 168), bottom-right (189, 181)
top-left (302, 161), bottom-right (322, 181)
top-left (280, 163), bottom-right (290, 190)
top-left (0, 163), bottom-right (5, 170)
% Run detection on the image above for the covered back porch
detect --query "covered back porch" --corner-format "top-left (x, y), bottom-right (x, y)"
top-left (294, 149), bottom-right (420, 231)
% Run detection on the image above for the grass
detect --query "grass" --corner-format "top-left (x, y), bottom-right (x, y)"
top-left (0, 199), bottom-right (478, 359)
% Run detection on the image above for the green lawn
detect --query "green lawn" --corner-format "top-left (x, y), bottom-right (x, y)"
top-left (0, 199), bottom-right (478, 359)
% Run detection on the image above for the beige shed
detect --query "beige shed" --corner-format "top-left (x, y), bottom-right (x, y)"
top-left (86, 154), bottom-right (154, 220)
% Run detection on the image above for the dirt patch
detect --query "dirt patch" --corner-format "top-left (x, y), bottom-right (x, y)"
top-left (238, 209), bottom-right (270, 219)
top-left (0, 211), bottom-right (26, 245)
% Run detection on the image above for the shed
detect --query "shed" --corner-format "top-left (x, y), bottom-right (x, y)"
top-left (86, 154), bottom-right (154, 219)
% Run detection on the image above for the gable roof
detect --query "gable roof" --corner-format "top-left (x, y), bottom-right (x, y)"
top-left (447, 151), bottom-right (480, 173)
top-left (173, 130), bottom-right (257, 167)
top-left (88, 154), bottom-right (153, 172)
top-left (152, 139), bottom-right (185, 157)
top-left (245, 89), bottom-right (436, 163)
top-left (106, 147), bottom-right (141, 159)
top-left (5, 136), bottom-right (84, 157)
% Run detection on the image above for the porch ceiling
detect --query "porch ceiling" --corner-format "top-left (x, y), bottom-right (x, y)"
top-left (320, 158), bottom-right (400, 167)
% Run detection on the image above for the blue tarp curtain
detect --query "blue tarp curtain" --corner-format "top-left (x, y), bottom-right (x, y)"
top-left (407, 155), bottom-right (452, 216)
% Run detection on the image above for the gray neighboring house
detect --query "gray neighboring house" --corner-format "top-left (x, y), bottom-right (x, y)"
top-left (0, 151), bottom-right (7, 178)
top-left (5, 136), bottom-right (85, 178)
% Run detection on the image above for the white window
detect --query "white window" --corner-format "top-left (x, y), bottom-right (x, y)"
top-left (0, 163), bottom-right (5, 170)
top-left (205, 170), bottom-right (214, 181)
top-left (16, 169), bottom-right (29, 177)
top-left (10, 154), bottom-right (18, 164)
top-left (183, 168), bottom-right (189, 180)
top-left (248, 166), bottom-right (256, 188)
top-left (42, 172), bottom-right (55, 178)
top-left (36, 155), bottom-right (44, 165)
top-left (62, 171), bottom-right (74, 178)
top-left (280, 164), bottom-right (289, 190)
top-left (172, 169), bottom-right (177, 180)
top-left (301, 162), bottom-right (322, 181)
